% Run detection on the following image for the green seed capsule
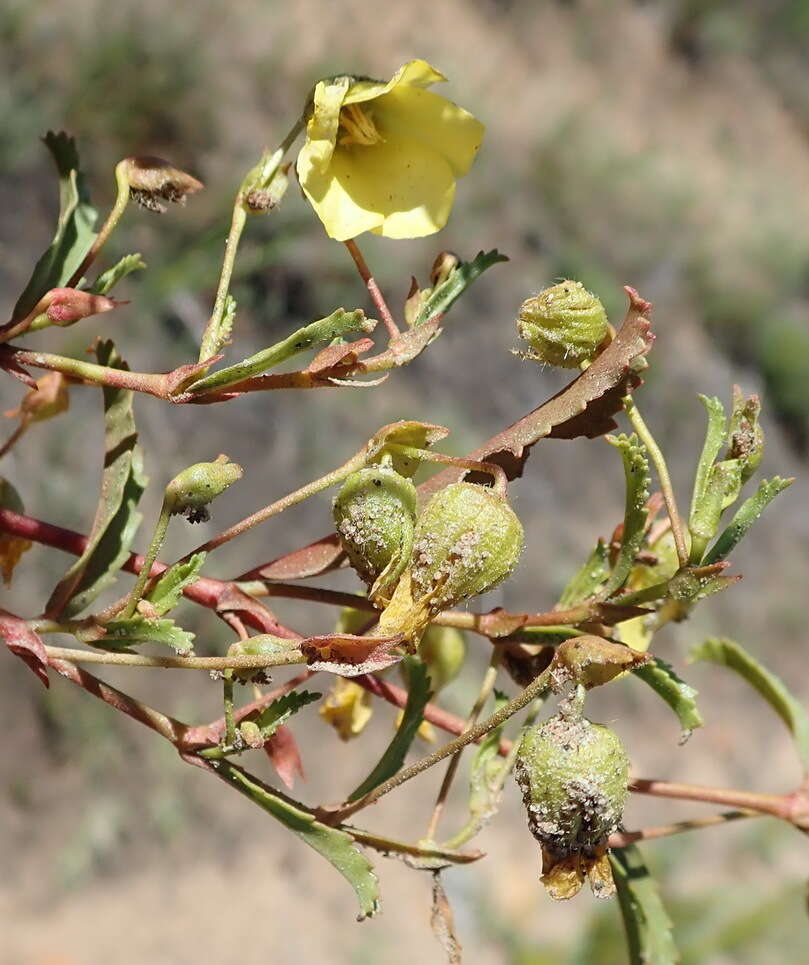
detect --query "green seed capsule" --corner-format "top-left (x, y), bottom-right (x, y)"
top-left (517, 280), bottom-right (608, 369)
top-left (411, 482), bottom-right (523, 611)
top-left (402, 625), bottom-right (467, 694)
top-left (515, 713), bottom-right (629, 899)
top-left (333, 466), bottom-right (417, 601)
top-left (164, 455), bottom-right (243, 522)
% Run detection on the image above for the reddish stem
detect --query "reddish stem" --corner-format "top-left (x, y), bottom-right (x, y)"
top-left (344, 239), bottom-right (400, 339)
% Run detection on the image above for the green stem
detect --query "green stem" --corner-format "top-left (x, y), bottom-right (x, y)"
top-left (623, 396), bottom-right (689, 567)
top-left (0, 346), bottom-right (166, 397)
top-left (223, 672), bottom-right (237, 746)
top-left (384, 443), bottom-right (508, 495)
top-left (328, 664), bottom-right (553, 823)
top-left (425, 652), bottom-right (500, 841)
top-left (121, 503), bottom-right (171, 618)
top-left (67, 160), bottom-right (131, 287)
top-left (198, 120), bottom-right (304, 363)
top-left (41, 645), bottom-right (305, 671)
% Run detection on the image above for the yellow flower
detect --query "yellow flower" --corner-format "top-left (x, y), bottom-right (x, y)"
top-left (319, 677), bottom-right (373, 740)
top-left (0, 478), bottom-right (32, 585)
top-left (296, 60), bottom-right (484, 241)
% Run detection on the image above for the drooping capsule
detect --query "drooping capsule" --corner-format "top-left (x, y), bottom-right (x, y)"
top-left (333, 465), bottom-right (417, 602)
top-left (515, 712), bottom-right (629, 900)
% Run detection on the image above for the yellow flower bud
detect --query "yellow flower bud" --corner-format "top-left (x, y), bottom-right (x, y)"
top-left (408, 625), bottom-right (467, 694)
top-left (515, 713), bottom-right (629, 900)
top-left (319, 677), bottom-right (373, 741)
top-left (333, 465), bottom-right (417, 601)
top-left (517, 280), bottom-right (608, 369)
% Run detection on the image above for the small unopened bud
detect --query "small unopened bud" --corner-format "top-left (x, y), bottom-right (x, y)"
top-left (239, 721), bottom-right (265, 749)
top-left (515, 712), bottom-right (629, 900)
top-left (119, 156), bottom-right (203, 213)
top-left (0, 477), bottom-right (32, 584)
top-left (429, 251), bottom-right (460, 289)
top-left (726, 386), bottom-right (764, 483)
top-left (517, 280), bottom-right (608, 369)
top-left (44, 288), bottom-right (118, 327)
top-left (243, 162), bottom-right (291, 214)
top-left (404, 625), bottom-right (466, 694)
top-left (4, 373), bottom-right (69, 424)
top-left (164, 454), bottom-right (243, 522)
top-left (333, 465), bottom-right (417, 602)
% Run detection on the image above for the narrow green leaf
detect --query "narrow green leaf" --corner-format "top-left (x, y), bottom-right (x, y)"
top-left (690, 637), bottom-right (809, 771)
top-left (633, 658), bottom-right (703, 743)
top-left (703, 477), bottom-right (794, 564)
top-left (689, 395), bottom-right (726, 520)
top-left (688, 459), bottom-right (743, 561)
top-left (412, 249), bottom-right (509, 327)
top-left (611, 844), bottom-right (680, 965)
top-left (603, 434), bottom-right (650, 597)
top-left (12, 132), bottom-right (98, 320)
top-left (48, 341), bottom-right (147, 618)
top-left (92, 253), bottom-right (146, 295)
top-left (187, 308), bottom-right (374, 393)
top-left (212, 760), bottom-right (380, 919)
top-left (348, 658), bottom-right (430, 801)
top-left (558, 540), bottom-right (609, 607)
top-left (99, 616), bottom-right (194, 654)
top-left (253, 690), bottom-right (321, 740)
top-left (145, 553), bottom-right (207, 616)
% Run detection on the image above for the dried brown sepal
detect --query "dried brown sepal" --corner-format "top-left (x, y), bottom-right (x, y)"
top-left (121, 156), bottom-right (203, 212)
top-left (0, 610), bottom-right (49, 687)
top-left (4, 372), bottom-right (69, 424)
top-left (301, 632), bottom-right (405, 676)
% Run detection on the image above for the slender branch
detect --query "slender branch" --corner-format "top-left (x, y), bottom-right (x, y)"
top-left (66, 162), bottom-right (131, 288)
top-left (425, 653), bottom-right (500, 840)
top-left (41, 645), bottom-right (305, 671)
top-left (326, 665), bottom-right (553, 823)
top-left (0, 420), bottom-right (28, 459)
top-left (608, 809), bottom-right (761, 848)
top-left (623, 396), bottom-right (689, 567)
top-left (628, 778), bottom-right (790, 819)
top-left (384, 443), bottom-right (509, 496)
top-left (121, 503), bottom-right (171, 618)
top-left (344, 825), bottom-right (483, 864)
top-left (184, 451), bottom-right (367, 558)
top-left (198, 203), bottom-right (247, 362)
top-left (344, 239), bottom-right (400, 339)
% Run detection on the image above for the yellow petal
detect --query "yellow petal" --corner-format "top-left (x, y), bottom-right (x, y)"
top-left (319, 678), bottom-right (373, 741)
top-left (376, 86), bottom-right (484, 177)
top-left (297, 75), bottom-right (351, 182)
top-left (300, 132), bottom-right (456, 241)
top-left (343, 59), bottom-right (447, 106)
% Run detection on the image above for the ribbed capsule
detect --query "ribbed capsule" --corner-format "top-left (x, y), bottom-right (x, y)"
top-left (517, 280), bottom-right (608, 369)
top-left (411, 482), bottom-right (524, 611)
top-left (333, 465), bottom-right (417, 601)
top-left (515, 713), bottom-right (629, 900)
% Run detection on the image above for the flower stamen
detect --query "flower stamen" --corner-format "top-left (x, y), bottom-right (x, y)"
top-left (338, 104), bottom-right (384, 147)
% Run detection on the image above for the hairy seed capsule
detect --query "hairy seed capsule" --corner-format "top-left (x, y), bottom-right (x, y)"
top-left (333, 465), bottom-right (417, 601)
top-left (411, 482), bottom-right (524, 611)
top-left (515, 713), bottom-right (629, 900)
top-left (517, 280), bottom-right (608, 369)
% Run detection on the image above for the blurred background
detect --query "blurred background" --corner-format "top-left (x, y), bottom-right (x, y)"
top-left (2, 0), bottom-right (809, 961)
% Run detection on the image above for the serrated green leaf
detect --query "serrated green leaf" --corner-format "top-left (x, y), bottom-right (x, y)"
top-left (633, 657), bottom-right (703, 742)
top-left (558, 540), bottom-right (609, 607)
top-left (47, 341), bottom-right (146, 618)
top-left (603, 434), bottom-right (650, 597)
top-left (611, 844), bottom-right (680, 965)
top-left (12, 132), bottom-right (98, 321)
top-left (145, 553), bottom-right (206, 616)
top-left (212, 759), bottom-right (380, 919)
top-left (688, 459), bottom-right (743, 562)
top-left (412, 249), bottom-right (509, 327)
top-left (690, 637), bottom-right (809, 771)
top-left (253, 689), bottom-right (321, 740)
top-left (703, 477), bottom-right (794, 565)
top-left (689, 395), bottom-right (727, 520)
top-left (91, 253), bottom-right (146, 295)
top-left (100, 616), bottom-right (194, 654)
top-left (187, 308), bottom-right (373, 393)
top-left (349, 657), bottom-right (430, 801)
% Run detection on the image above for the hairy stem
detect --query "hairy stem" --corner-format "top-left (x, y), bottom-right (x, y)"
top-left (121, 503), bottom-right (172, 618)
top-left (67, 161), bottom-right (132, 288)
top-left (608, 809), bottom-right (761, 848)
top-left (41, 645), bottom-right (305, 671)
